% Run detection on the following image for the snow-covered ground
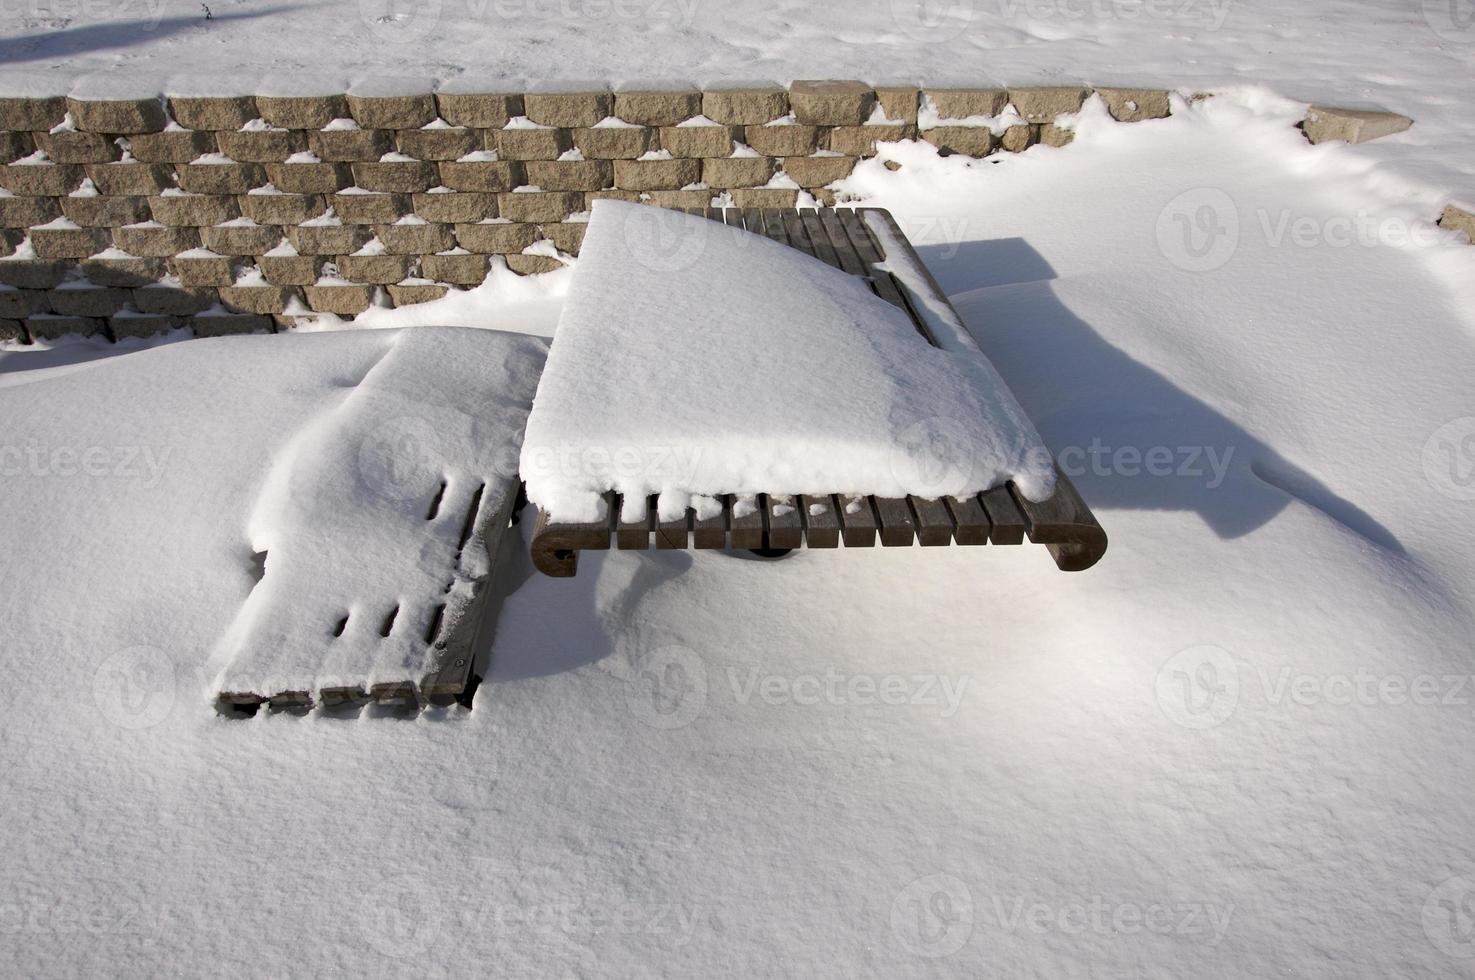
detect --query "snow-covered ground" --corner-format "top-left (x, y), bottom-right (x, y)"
top-left (4, 87), bottom-right (1474, 977)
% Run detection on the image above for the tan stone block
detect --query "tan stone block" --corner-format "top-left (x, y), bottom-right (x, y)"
top-left (67, 95), bottom-right (167, 134)
top-left (496, 190), bottom-right (585, 223)
top-left (0, 287), bottom-right (49, 317)
top-left (434, 91), bottom-right (522, 129)
top-left (190, 311), bottom-right (274, 336)
top-left (351, 160), bottom-right (437, 193)
top-left (26, 314), bottom-right (104, 339)
top-left (107, 311), bottom-right (178, 339)
top-left (202, 222), bottom-right (281, 255)
top-left (658, 125), bottom-right (734, 159)
top-left (827, 124), bottom-right (912, 157)
top-left (789, 80), bottom-right (874, 126)
top-left (396, 127), bottom-right (477, 161)
top-left (256, 93), bottom-right (349, 130)
top-left (133, 283), bottom-right (216, 314)
top-left (346, 91), bottom-right (436, 130)
top-left (781, 155), bottom-right (857, 187)
top-left (35, 130), bottom-right (121, 165)
top-left (0, 195), bottom-right (60, 228)
top-left (80, 253), bottom-right (166, 287)
top-left (505, 253), bottom-right (565, 275)
top-left (217, 129), bottom-right (306, 163)
top-left (1439, 205), bottom-right (1475, 242)
top-left (1040, 124), bottom-right (1074, 147)
top-left (411, 191), bottom-right (497, 223)
top-left (374, 221), bottom-right (453, 254)
top-left (572, 126), bottom-right (652, 160)
top-left (614, 157), bottom-right (700, 191)
top-left (387, 281), bottom-right (452, 305)
top-left (0, 258), bottom-right (70, 289)
top-left (330, 191), bottom-right (409, 224)
top-left (874, 85), bottom-right (920, 124)
top-left (437, 160), bottom-right (523, 192)
top-left (1008, 86), bottom-right (1088, 124)
top-left (303, 282), bottom-right (374, 315)
top-left (586, 189), bottom-right (642, 205)
top-left (169, 251), bottom-right (238, 287)
top-left (60, 194), bottom-right (152, 227)
top-left (613, 89), bottom-right (701, 127)
top-left (921, 126), bottom-right (995, 156)
top-left (541, 221), bottom-right (586, 255)
top-left (0, 95), bottom-right (66, 132)
top-left (86, 162), bottom-right (172, 196)
top-left (643, 189), bottom-right (716, 209)
top-left (336, 253), bottom-right (412, 284)
top-left (176, 162), bottom-right (266, 195)
top-left (47, 285), bottom-right (129, 318)
top-left (0, 131), bottom-right (34, 164)
top-left (30, 224), bottom-right (111, 259)
top-left (259, 253), bottom-right (322, 286)
top-left (418, 252), bottom-right (487, 285)
top-left (218, 284), bottom-right (295, 314)
top-left (523, 159), bottom-right (613, 191)
top-left (454, 221), bottom-right (540, 254)
top-left (701, 156), bottom-right (773, 188)
top-left (729, 187), bottom-right (799, 208)
top-left (494, 127), bottom-right (572, 161)
top-left (999, 125), bottom-right (1035, 152)
top-left (0, 163), bottom-right (83, 196)
top-left (524, 90), bottom-right (612, 129)
top-left (703, 86), bottom-right (788, 125)
top-left (1303, 105), bottom-right (1413, 144)
top-left (1094, 87), bottom-right (1172, 122)
top-left (114, 222), bottom-right (201, 256)
top-left (743, 124), bottom-right (819, 157)
top-left (309, 128), bottom-right (392, 162)
top-left (169, 94), bottom-right (258, 131)
top-left (150, 193), bottom-right (240, 227)
top-left (924, 88), bottom-right (1007, 119)
top-left (266, 161), bottom-right (352, 194)
top-left (127, 129), bottom-right (217, 164)
top-left (239, 191), bottom-right (325, 225)
top-left (286, 223), bottom-right (370, 255)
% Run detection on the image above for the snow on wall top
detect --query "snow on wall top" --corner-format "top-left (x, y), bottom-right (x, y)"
top-left (519, 200), bottom-right (1057, 523)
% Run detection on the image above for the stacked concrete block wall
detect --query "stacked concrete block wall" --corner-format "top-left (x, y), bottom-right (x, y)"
top-left (0, 79), bottom-right (1437, 346)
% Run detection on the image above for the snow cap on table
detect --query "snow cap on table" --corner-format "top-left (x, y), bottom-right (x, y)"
top-left (520, 200), bottom-right (1056, 522)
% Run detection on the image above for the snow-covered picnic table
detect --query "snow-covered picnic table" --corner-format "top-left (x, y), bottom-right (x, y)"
top-left (524, 202), bottom-right (1107, 576)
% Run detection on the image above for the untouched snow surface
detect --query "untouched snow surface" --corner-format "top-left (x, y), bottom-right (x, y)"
top-left (2, 93), bottom-right (1475, 977)
top-left (520, 200), bottom-right (1055, 523)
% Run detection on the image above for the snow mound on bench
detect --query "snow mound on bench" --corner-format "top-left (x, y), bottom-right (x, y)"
top-left (520, 200), bottom-right (1056, 523)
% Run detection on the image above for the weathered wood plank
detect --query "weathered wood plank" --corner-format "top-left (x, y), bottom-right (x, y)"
top-left (797, 493), bottom-right (840, 548)
top-left (980, 486), bottom-right (1027, 545)
top-left (1008, 466), bottom-right (1109, 571)
top-left (837, 494), bottom-right (879, 547)
top-left (617, 493), bottom-right (655, 550)
top-left (945, 494), bottom-right (991, 545)
top-left (528, 490), bottom-right (615, 576)
top-left (764, 494), bottom-right (804, 549)
top-left (908, 495), bottom-right (955, 547)
top-left (817, 208), bottom-right (871, 277)
top-left (757, 208), bottom-right (790, 245)
top-left (873, 495), bottom-right (917, 547)
top-left (692, 496), bottom-right (730, 549)
top-left (730, 495), bottom-right (765, 550)
top-left (656, 506), bottom-right (691, 549)
top-left (797, 209), bottom-right (842, 268)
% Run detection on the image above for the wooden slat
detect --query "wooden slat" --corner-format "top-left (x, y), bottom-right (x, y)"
top-left (980, 486), bottom-right (1027, 545)
top-left (656, 507), bottom-right (691, 549)
top-left (692, 496), bottom-right (730, 549)
top-left (797, 209), bottom-right (841, 268)
top-left (837, 495), bottom-right (878, 547)
top-left (1007, 466), bottom-right (1109, 571)
top-left (872, 496), bottom-right (917, 547)
top-left (816, 208), bottom-right (870, 277)
top-left (797, 493), bottom-right (840, 548)
top-left (908, 496), bottom-right (955, 547)
top-left (764, 494), bottom-right (804, 549)
top-left (617, 493), bottom-right (655, 549)
top-left (527, 490), bottom-right (615, 576)
top-left (757, 209), bottom-right (790, 245)
top-left (835, 209), bottom-right (934, 337)
top-left (944, 494), bottom-right (991, 545)
top-left (730, 495), bottom-right (765, 550)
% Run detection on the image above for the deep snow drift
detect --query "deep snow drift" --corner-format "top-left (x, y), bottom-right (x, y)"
top-left (2, 91), bottom-right (1475, 978)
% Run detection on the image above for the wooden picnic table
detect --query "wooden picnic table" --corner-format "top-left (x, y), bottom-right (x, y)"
top-left (529, 206), bottom-right (1107, 577)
